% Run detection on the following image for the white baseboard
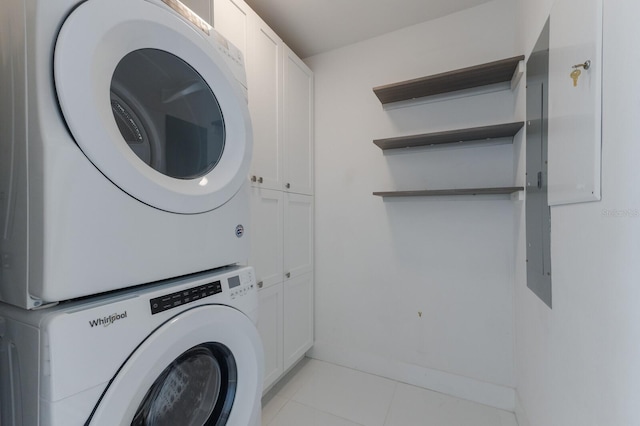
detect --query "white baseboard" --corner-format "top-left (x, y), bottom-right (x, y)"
top-left (308, 344), bottom-right (515, 412)
top-left (514, 391), bottom-right (531, 426)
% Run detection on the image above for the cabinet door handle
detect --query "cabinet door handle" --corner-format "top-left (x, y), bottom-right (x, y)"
top-left (251, 175), bottom-right (257, 182)
top-left (285, 183), bottom-right (290, 189)
top-left (257, 281), bottom-right (263, 289)
top-left (258, 177), bottom-right (263, 183)
top-left (285, 272), bottom-right (291, 279)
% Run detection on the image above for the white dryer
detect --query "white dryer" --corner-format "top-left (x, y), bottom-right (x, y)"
top-left (0, 265), bottom-right (264, 425)
top-left (0, 0), bottom-right (253, 309)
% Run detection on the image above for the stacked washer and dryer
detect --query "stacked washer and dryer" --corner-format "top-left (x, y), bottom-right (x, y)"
top-left (0, 0), bottom-right (263, 424)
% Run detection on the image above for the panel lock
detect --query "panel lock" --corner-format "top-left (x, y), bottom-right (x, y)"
top-left (537, 171), bottom-right (543, 189)
top-left (572, 60), bottom-right (591, 70)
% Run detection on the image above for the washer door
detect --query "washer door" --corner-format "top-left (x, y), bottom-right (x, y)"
top-left (54, 0), bottom-right (252, 214)
top-left (87, 305), bottom-right (263, 425)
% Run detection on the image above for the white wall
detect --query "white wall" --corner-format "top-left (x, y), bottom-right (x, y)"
top-left (515, 0), bottom-right (640, 425)
top-left (306, 0), bottom-right (520, 410)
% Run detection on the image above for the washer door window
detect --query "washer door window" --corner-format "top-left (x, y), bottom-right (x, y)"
top-left (86, 305), bottom-right (263, 426)
top-left (132, 343), bottom-right (236, 425)
top-left (54, 0), bottom-right (252, 214)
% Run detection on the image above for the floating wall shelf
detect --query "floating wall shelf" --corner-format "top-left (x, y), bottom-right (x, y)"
top-left (373, 55), bottom-right (525, 105)
top-left (373, 187), bottom-right (524, 198)
top-left (373, 122), bottom-right (524, 151)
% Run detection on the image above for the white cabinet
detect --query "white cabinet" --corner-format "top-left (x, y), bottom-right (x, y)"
top-left (250, 191), bottom-right (313, 392)
top-left (247, 18), bottom-right (284, 191)
top-left (213, 0), bottom-right (313, 195)
top-left (257, 274), bottom-right (313, 390)
top-left (283, 273), bottom-right (314, 371)
top-left (213, 0), bottom-right (314, 393)
top-left (257, 273), bottom-right (313, 392)
top-left (248, 44), bottom-right (313, 194)
top-left (283, 47), bottom-right (314, 195)
top-left (257, 282), bottom-right (284, 390)
top-left (548, 0), bottom-right (603, 205)
top-left (213, 0), bottom-right (287, 192)
top-left (249, 45), bottom-right (313, 195)
top-left (250, 189), bottom-right (313, 288)
top-left (249, 187), bottom-right (283, 288)
top-left (284, 193), bottom-right (314, 279)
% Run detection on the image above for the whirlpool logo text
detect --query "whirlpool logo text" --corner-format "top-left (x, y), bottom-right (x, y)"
top-left (88, 311), bottom-right (128, 328)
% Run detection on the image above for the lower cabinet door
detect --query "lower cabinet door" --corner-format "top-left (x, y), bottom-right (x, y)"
top-left (250, 187), bottom-right (284, 289)
top-left (283, 193), bottom-right (314, 279)
top-left (257, 282), bottom-right (284, 391)
top-left (283, 272), bottom-right (314, 371)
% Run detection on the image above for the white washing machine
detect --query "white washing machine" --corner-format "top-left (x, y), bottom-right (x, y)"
top-left (0, 0), bottom-right (254, 309)
top-left (0, 265), bottom-right (264, 425)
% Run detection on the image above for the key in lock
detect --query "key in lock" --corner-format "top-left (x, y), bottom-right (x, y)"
top-left (570, 69), bottom-right (581, 87)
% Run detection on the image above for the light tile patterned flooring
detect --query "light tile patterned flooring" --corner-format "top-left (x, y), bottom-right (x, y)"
top-left (261, 358), bottom-right (519, 426)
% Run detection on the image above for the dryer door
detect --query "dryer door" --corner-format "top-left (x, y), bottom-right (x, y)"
top-left (54, 0), bottom-right (252, 214)
top-left (86, 305), bottom-right (263, 426)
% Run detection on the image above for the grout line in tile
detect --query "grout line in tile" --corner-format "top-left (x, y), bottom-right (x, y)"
top-left (306, 357), bottom-right (398, 385)
top-left (262, 358), bottom-right (311, 403)
top-left (293, 399), bottom-right (367, 426)
top-left (266, 399), bottom-right (290, 426)
top-left (381, 381), bottom-right (398, 426)
top-left (262, 395), bottom-right (289, 426)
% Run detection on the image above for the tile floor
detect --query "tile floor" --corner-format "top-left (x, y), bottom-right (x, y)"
top-left (261, 358), bottom-right (519, 426)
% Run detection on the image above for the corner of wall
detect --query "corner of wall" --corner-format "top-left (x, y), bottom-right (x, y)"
top-left (309, 344), bottom-right (516, 412)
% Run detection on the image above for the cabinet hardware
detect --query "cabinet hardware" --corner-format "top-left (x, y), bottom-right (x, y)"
top-left (537, 171), bottom-right (543, 189)
top-left (572, 60), bottom-right (591, 70)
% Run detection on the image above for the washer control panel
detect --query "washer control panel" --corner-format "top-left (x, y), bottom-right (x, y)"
top-left (150, 281), bottom-right (222, 314)
top-left (229, 268), bottom-right (256, 300)
top-left (149, 268), bottom-right (256, 314)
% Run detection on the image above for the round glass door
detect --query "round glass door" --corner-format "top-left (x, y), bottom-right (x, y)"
top-left (131, 343), bottom-right (237, 426)
top-left (84, 304), bottom-right (263, 426)
top-left (111, 49), bottom-right (225, 180)
top-left (54, 0), bottom-right (253, 214)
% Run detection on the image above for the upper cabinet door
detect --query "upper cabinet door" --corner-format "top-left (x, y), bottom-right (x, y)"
top-left (547, 0), bottom-right (603, 205)
top-left (213, 0), bottom-right (250, 57)
top-left (247, 15), bottom-right (284, 191)
top-left (283, 47), bottom-right (314, 195)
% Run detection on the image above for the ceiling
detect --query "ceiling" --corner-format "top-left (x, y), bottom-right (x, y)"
top-left (243, 0), bottom-right (495, 58)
